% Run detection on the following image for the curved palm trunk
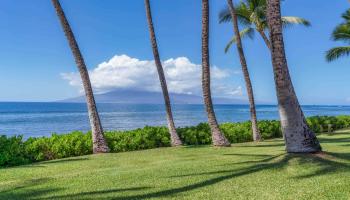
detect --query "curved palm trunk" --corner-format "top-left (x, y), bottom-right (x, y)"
top-left (144, 0), bottom-right (182, 146)
top-left (266, 0), bottom-right (321, 153)
top-left (227, 0), bottom-right (261, 142)
top-left (202, 0), bottom-right (230, 147)
top-left (52, 0), bottom-right (109, 153)
top-left (257, 29), bottom-right (272, 50)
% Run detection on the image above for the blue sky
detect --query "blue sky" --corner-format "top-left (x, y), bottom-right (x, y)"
top-left (0, 0), bottom-right (349, 105)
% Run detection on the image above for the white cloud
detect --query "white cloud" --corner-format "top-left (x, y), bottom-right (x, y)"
top-left (61, 54), bottom-right (242, 98)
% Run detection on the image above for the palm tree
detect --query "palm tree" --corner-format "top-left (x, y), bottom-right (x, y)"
top-left (202, 0), bottom-right (231, 147)
top-left (51, 0), bottom-right (109, 153)
top-left (226, 0), bottom-right (261, 142)
top-left (266, 0), bottom-right (321, 153)
top-left (219, 0), bottom-right (310, 52)
top-left (144, 0), bottom-right (182, 146)
top-left (326, 9), bottom-right (350, 62)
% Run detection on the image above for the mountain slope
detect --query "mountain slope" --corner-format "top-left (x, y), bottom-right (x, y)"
top-left (60, 89), bottom-right (247, 104)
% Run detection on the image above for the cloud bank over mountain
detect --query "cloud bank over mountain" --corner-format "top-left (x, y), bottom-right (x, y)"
top-left (61, 54), bottom-right (242, 98)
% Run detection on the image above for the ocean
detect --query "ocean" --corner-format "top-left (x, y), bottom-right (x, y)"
top-left (0, 102), bottom-right (349, 138)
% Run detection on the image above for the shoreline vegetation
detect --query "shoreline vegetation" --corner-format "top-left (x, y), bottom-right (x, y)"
top-left (1, 115), bottom-right (350, 168)
top-left (1, 132), bottom-right (350, 199)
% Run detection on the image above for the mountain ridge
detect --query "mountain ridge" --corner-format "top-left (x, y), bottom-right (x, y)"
top-left (59, 89), bottom-right (248, 104)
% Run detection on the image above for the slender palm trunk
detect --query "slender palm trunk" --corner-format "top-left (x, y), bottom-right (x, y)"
top-left (52, 0), bottom-right (109, 153)
top-left (227, 0), bottom-right (261, 141)
top-left (266, 0), bottom-right (321, 153)
top-left (202, 0), bottom-right (230, 147)
top-left (144, 0), bottom-right (182, 146)
top-left (257, 29), bottom-right (272, 50)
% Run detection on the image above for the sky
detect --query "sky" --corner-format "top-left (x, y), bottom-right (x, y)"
top-left (0, 0), bottom-right (349, 105)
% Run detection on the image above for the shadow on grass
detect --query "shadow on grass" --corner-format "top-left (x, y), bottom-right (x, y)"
top-left (223, 153), bottom-right (276, 157)
top-left (3, 139), bottom-right (350, 199)
top-left (182, 145), bottom-right (211, 149)
top-left (1, 177), bottom-right (150, 200)
top-left (39, 187), bottom-right (151, 200)
top-left (12, 164), bottom-right (46, 169)
top-left (110, 152), bottom-right (350, 199)
top-left (219, 154), bottom-right (286, 166)
top-left (292, 152), bottom-right (350, 179)
top-left (0, 178), bottom-right (61, 200)
top-left (236, 143), bottom-right (284, 148)
top-left (319, 137), bottom-right (350, 144)
top-left (4, 152), bottom-right (349, 200)
top-left (41, 157), bottom-right (89, 165)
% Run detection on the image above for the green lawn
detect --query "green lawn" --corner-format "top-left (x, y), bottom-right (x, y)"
top-left (1, 132), bottom-right (350, 200)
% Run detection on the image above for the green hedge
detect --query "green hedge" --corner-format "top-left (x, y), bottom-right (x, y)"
top-left (1, 115), bottom-right (350, 167)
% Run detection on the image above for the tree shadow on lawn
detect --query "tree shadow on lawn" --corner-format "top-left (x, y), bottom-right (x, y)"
top-left (38, 187), bottom-right (151, 200)
top-left (4, 152), bottom-right (350, 200)
top-left (4, 143), bottom-right (350, 199)
top-left (292, 152), bottom-right (350, 179)
top-left (0, 177), bottom-right (150, 200)
top-left (222, 153), bottom-right (278, 157)
top-left (318, 137), bottom-right (350, 144)
top-left (0, 178), bottom-right (62, 200)
top-left (109, 152), bottom-right (350, 200)
top-left (41, 157), bottom-right (89, 165)
top-left (8, 152), bottom-right (350, 200)
top-left (3, 158), bottom-right (91, 170)
top-left (236, 143), bottom-right (285, 148)
top-left (182, 145), bottom-right (212, 149)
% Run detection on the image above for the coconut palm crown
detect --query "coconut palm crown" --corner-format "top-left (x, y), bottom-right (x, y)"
top-left (326, 9), bottom-right (350, 62)
top-left (219, 0), bottom-right (311, 52)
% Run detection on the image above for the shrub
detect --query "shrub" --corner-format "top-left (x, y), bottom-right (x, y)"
top-left (177, 123), bottom-right (211, 145)
top-left (221, 122), bottom-right (252, 143)
top-left (0, 135), bottom-right (29, 167)
top-left (1, 115), bottom-right (350, 167)
top-left (306, 115), bottom-right (350, 133)
top-left (24, 131), bottom-right (92, 161)
top-left (258, 120), bottom-right (282, 139)
top-left (105, 126), bottom-right (170, 152)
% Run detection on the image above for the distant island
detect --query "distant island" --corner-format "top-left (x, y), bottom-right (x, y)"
top-left (59, 89), bottom-right (248, 104)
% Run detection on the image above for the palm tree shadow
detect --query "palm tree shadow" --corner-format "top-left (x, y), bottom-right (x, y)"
top-left (327, 152), bottom-right (350, 161)
top-left (237, 143), bottom-right (284, 148)
top-left (41, 157), bottom-right (89, 165)
top-left (0, 178), bottom-right (62, 200)
top-left (111, 152), bottom-right (350, 200)
top-left (319, 137), bottom-right (350, 144)
top-left (294, 152), bottom-right (350, 179)
top-left (3, 152), bottom-right (349, 199)
top-left (38, 187), bottom-right (152, 200)
top-left (109, 154), bottom-right (291, 200)
top-left (1, 177), bottom-right (151, 200)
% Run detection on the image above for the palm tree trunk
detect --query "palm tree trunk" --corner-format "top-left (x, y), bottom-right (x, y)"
top-left (52, 0), bottom-right (109, 153)
top-left (202, 0), bottom-right (230, 147)
top-left (227, 0), bottom-right (261, 142)
top-left (266, 0), bottom-right (321, 153)
top-left (144, 0), bottom-right (182, 146)
top-left (257, 29), bottom-right (272, 50)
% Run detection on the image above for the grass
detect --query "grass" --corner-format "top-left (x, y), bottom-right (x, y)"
top-left (1, 132), bottom-right (350, 199)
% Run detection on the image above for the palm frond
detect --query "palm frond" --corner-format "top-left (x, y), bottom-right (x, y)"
top-left (341, 9), bottom-right (350, 22)
top-left (325, 46), bottom-right (350, 62)
top-left (281, 16), bottom-right (311, 28)
top-left (331, 24), bottom-right (350, 42)
top-left (218, 4), bottom-right (252, 27)
top-left (235, 2), bottom-right (254, 26)
top-left (224, 27), bottom-right (255, 53)
top-left (218, 8), bottom-right (232, 24)
top-left (247, 0), bottom-right (266, 13)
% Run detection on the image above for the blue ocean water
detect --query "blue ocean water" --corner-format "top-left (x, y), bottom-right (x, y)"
top-left (0, 102), bottom-right (350, 138)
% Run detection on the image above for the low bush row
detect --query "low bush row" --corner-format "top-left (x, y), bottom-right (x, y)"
top-left (1, 115), bottom-right (350, 167)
